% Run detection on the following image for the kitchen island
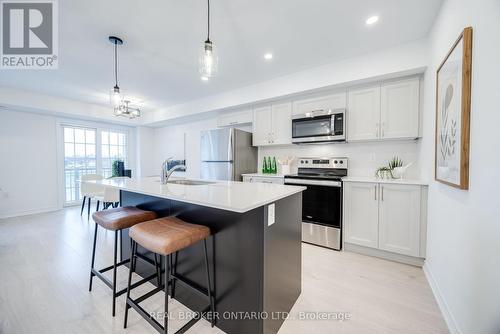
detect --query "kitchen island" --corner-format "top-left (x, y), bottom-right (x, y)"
top-left (88, 177), bottom-right (305, 334)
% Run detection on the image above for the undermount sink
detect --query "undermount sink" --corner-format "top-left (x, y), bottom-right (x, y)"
top-left (164, 179), bottom-right (216, 186)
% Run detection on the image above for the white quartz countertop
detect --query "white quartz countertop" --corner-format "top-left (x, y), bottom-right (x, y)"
top-left (342, 176), bottom-right (428, 186)
top-left (85, 177), bottom-right (305, 213)
top-left (241, 173), bottom-right (285, 178)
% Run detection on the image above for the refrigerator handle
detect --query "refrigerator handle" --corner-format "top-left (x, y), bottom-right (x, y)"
top-left (201, 160), bottom-right (234, 163)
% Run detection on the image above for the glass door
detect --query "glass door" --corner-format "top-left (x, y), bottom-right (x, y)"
top-left (101, 130), bottom-right (127, 178)
top-left (63, 126), bottom-right (96, 204)
top-left (300, 183), bottom-right (342, 228)
top-left (292, 115), bottom-right (332, 138)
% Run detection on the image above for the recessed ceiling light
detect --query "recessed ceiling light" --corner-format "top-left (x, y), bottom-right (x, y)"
top-left (366, 15), bottom-right (379, 25)
top-left (264, 53), bottom-right (273, 60)
top-left (201, 76), bottom-right (209, 81)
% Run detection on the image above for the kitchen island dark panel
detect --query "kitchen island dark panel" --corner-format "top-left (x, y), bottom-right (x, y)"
top-left (120, 190), bottom-right (302, 334)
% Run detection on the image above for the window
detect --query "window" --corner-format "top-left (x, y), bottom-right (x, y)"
top-left (63, 126), bottom-right (96, 203)
top-left (61, 125), bottom-right (129, 205)
top-left (101, 130), bottom-right (127, 178)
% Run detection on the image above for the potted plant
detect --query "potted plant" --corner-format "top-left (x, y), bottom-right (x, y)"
top-left (111, 160), bottom-right (124, 177)
top-left (375, 156), bottom-right (406, 179)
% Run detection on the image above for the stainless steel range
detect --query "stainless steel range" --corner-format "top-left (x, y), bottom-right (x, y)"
top-left (284, 157), bottom-right (348, 250)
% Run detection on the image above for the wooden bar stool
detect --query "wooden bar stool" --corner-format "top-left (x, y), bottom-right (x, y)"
top-left (124, 216), bottom-right (215, 334)
top-left (90, 206), bottom-right (159, 316)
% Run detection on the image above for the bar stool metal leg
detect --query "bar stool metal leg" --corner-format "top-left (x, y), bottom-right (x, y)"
top-left (112, 230), bottom-right (118, 316)
top-left (124, 241), bottom-right (137, 329)
top-left (88, 223), bottom-right (98, 291)
top-left (87, 197), bottom-right (91, 220)
top-left (171, 251), bottom-right (178, 298)
top-left (164, 254), bottom-right (170, 334)
top-left (80, 196), bottom-right (87, 216)
top-left (203, 239), bottom-right (215, 327)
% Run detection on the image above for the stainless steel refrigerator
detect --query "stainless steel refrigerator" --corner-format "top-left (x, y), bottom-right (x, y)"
top-left (200, 128), bottom-right (257, 181)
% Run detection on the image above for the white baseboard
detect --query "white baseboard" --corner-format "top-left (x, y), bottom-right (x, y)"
top-left (344, 242), bottom-right (425, 267)
top-left (0, 206), bottom-right (60, 220)
top-left (423, 263), bottom-right (461, 334)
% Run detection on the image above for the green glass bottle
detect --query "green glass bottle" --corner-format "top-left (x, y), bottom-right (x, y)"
top-left (266, 157), bottom-right (272, 174)
top-left (262, 157), bottom-right (267, 174)
top-left (272, 157), bottom-right (277, 174)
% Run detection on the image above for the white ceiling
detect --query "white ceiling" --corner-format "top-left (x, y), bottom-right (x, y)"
top-left (0, 0), bottom-right (442, 112)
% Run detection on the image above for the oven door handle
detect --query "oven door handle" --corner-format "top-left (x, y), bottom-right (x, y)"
top-left (285, 179), bottom-right (341, 187)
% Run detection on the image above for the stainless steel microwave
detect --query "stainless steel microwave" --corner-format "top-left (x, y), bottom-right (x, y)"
top-left (292, 109), bottom-right (346, 144)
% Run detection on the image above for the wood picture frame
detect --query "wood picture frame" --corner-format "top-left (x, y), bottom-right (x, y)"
top-left (435, 27), bottom-right (472, 189)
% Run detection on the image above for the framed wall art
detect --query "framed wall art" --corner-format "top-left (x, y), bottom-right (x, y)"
top-left (435, 27), bottom-right (473, 189)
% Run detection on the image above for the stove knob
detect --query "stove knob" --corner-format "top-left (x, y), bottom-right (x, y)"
top-left (340, 160), bottom-right (344, 164)
top-left (334, 160), bottom-right (338, 164)
top-left (300, 160), bottom-right (304, 164)
top-left (305, 160), bottom-right (309, 164)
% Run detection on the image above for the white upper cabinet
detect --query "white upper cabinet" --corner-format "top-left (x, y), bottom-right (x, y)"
top-left (343, 182), bottom-right (379, 248)
top-left (380, 78), bottom-right (420, 139)
top-left (217, 109), bottom-right (253, 127)
top-left (347, 77), bottom-right (420, 142)
top-left (252, 106), bottom-right (273, 146)
top-left (271, 102), bottom-right (292, 145)
top-left (347, 86), bottom-right (381, 141)
top-left (292, 93), bottom-right (346, 115)
top-left (378, 184), bottom-right (421, 257)
top-left (252, 102), bottom-right (292, 146)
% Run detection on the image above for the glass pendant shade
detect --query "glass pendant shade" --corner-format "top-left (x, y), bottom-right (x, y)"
top-left (109, 86), bottom-right (123, 107)
top-left (199, 41), bottom-right (217, 78)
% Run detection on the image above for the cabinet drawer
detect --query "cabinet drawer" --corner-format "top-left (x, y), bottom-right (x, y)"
top-left (243, 176), bottom-right (284, 184)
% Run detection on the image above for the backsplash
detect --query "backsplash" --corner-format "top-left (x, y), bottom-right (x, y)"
top-left (258, 139), bottom-right (421, 179)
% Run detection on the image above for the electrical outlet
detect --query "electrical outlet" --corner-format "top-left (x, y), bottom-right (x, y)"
top-left (267, 203), bottom-right (275, 226)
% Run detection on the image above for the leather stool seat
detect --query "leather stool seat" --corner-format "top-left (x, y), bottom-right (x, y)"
top-left (92, 206), bottom-right (157, 231)
top-left (130, 216), bottom-right (210, 256)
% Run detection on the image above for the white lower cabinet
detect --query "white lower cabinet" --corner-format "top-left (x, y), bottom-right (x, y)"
top-left (378, 184), bottom-right (421, 256)
top-left (344, 181), bottom-right (426, 258)
top-left (343, 182), bottom-right (379, 248)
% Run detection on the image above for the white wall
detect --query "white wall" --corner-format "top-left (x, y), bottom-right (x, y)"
top-left (135, 126), bottom-right (156, 177)
top-left (0, 109), bottom-right (137, 218)
top-left (0, 109), bottom-right (59, 218)
top-left (153, 117), bottom-right (251, 179)
top-left (418, 1), bottom-right (500, 333)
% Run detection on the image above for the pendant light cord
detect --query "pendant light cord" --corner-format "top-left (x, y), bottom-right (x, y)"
top-left (206, 0), bottom-right (210, 42)
top-left (114, 42), bottom-right (119, 88)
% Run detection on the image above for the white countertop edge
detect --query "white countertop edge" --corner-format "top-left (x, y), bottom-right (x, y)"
top-left (342, 176), bottom-right (428, 186)
top-left (241, 173), bottom-right (286, 178)
top-left (84, 179), bottom-right (305, 213)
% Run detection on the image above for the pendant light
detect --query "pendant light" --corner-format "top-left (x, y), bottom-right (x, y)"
top-left (108, 36), bottom-right (141, 119)
top-left (199, 0), bottom-right (217, 80)
top-left (114, 100), bottom-right (141, 119)
top-left (109, 36), bottom-right (124, 107)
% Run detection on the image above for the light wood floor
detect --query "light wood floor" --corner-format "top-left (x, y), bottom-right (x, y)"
top-left (0, 207), bottom-right (448, 334)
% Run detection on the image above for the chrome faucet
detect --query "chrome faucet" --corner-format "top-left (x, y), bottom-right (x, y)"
top-left (161, 157), bottom-right (186, 184)
top-left (160, 157), bottom-right (172, 184)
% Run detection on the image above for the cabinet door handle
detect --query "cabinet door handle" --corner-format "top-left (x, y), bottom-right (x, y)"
top-left (375, 123), bottom-right (379, 137)
top-left (381, 122), bottom-right (385, 138)
top-left (381, 186), bottom-right (384, 201)
top-left (374, 185), bottom-right (377, 200)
